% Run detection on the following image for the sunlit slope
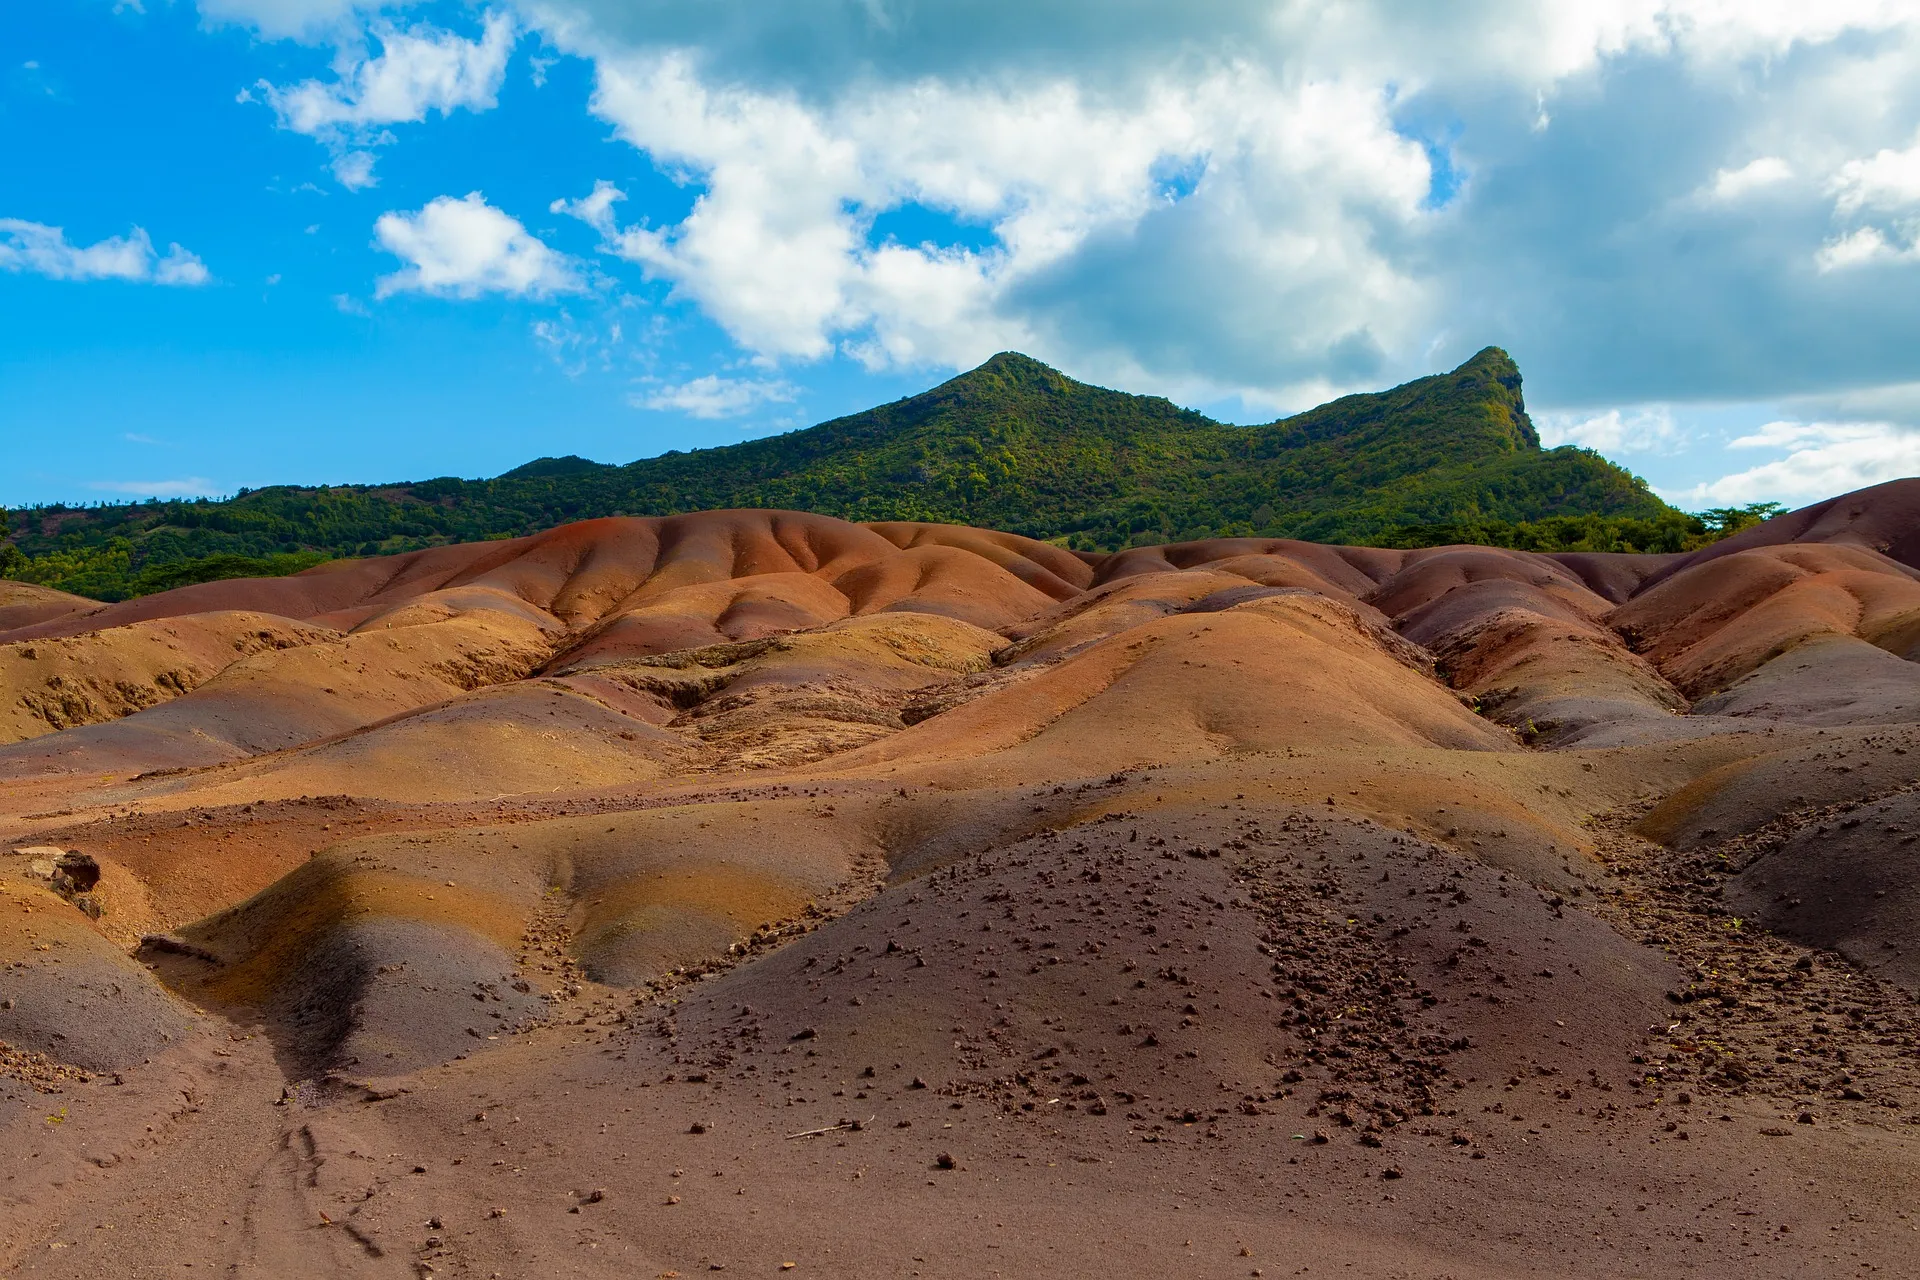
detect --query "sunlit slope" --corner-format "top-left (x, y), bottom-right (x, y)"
top-left (1, 348), bottom-right (1674, 600)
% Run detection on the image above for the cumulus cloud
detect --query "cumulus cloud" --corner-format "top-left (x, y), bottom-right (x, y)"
top-left (0, 219), bottom-right (210, 285)
top-left (549, 52), bottom-right (1429, 400)
top-left (1814, 129), bottom-right (1920, 269)
top-left (550, 179), bottom-right (624, 238)
top-left (506, 0), bottom-right (1920, 413)
top-left (257, 10), bottom-right (515, 187)
top-left (331, 149), bottom-right (379, 191)
top-left (373, 193), bottom-right (579, 299)
top-left (1679, 420), bottom-right (1920, 505)
top-left (1536, 405), bottom-right (1681, 454)
top-left (194, 0), bottom-right (1920, 428)
top-left (1708, 156), bottom-right (1793, 201)
top-left (1831, 132), bottom-right (1920, 215)
top-left (541, 15), bottom-right (1443, 385)
top-left (632, 374), bottom-right (796, 419)
top-left (263, 11), bottom-right (514, 133)
top-left (153, 247), bottom-right (211, 286)
top-left (1816, 226), bottom-right (1915, 271)
top-left (1729, 420), bottom-right (1890, 452)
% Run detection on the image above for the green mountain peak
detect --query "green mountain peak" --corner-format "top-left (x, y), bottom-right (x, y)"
top-left (4, 347), bottom-right (1686, 599)
top-left (497, 454), bottom-right (612, 480)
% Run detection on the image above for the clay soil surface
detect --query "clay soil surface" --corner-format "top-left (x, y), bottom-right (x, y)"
top-left (7, 493), bottom-right (1920, 1277)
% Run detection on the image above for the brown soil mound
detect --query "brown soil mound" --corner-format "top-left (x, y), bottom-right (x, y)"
top-left (1723, 786), bottom-right (1920, 995)
top-left (0, 612), bottom-right (338, 745)
top-left (8, 486), bottom-right (1920, 1276)
top-left (1649, 476), bottom-right (1920, 579)
top-left (0, 602), bottom-right (558, 781)
top-left (1, 855), bottom-right (195, 1071)
top-left (0, 583), bottom-right (98, 636)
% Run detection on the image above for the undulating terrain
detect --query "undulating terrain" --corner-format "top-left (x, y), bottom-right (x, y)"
top-left (7, 483), bottom-right (1920, 1277)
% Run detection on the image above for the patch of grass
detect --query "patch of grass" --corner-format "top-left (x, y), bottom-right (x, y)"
top-left (0, 537), bottom-right (329, 603)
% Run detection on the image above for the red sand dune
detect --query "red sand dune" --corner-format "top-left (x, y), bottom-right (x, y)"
top-left (7, 490), bottom-right (1920, 1277)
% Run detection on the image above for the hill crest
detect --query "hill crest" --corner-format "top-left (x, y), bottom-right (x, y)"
top-left (3, 347), bottom-right (1677, 599)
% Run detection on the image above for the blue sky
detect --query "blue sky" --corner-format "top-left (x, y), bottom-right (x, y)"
top-left (6, 1), bottom-right (1920, 514)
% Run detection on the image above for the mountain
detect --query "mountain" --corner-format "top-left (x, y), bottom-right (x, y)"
top-left (3, 347), bottom-right (1685, 600)
top-left (485, 346), bottom-right (1666, 547)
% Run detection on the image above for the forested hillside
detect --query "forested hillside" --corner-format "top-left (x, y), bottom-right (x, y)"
top-left (2, 347), bottom-right (1762, 601)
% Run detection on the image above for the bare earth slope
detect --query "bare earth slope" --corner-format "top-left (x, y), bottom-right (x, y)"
top-left (8, 487), bottom-right (1920, 1277)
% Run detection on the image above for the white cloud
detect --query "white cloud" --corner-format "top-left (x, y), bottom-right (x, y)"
top-left (331, 149), bottom-right (378, 190)
top-left (263, 11), bottom-right (514, 133)
top-left (530, 313), bottom-right (623, 376)
top-left (1708, 156), bottom-right (1792, 200)
top-left (1536, 405), bottom-right (1681, 454)
top-left (0, 219), bottom-right (209, 286)
top-left (633, 374), bottom-right (795, 419)
top-left (373, 192), bottom-right (580, 299)
top-left (502, 0), bottom-right (1920, 414)
top-left (550, 179), bottom-right (624, 237)
top-left (1679, 420), bottom-right (1920, 504)
top-left (89, 477), bottom-right (222, 498)
top-left (1728, 419), bottom-right (1888, 451)
top-left (556, 50), bottom-right (1429, 393)
top-left (188, 0), bottom-right (1920, 427)
top-left (257, 10), bottom-right (515, 187)
top-left (154, 244), bottom-right (212, 286)
top-left (1815, 226), bottom-right (1914, 271)
top-left (1815, 129), bottom-right (1920, 271)
top-left (1832, 132), bottom-right (1920, 215)
top-left (197, 0), bottom-right (370, 41)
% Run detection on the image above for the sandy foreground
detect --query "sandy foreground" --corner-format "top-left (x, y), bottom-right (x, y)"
top-left (6, 491), bottom-right (1920, 1277)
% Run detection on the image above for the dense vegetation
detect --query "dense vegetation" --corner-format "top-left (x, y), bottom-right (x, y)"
top-left (1383, 503), bottom-right (1784, 555)
top-left (2, 348), bottom-right (1770, 601)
